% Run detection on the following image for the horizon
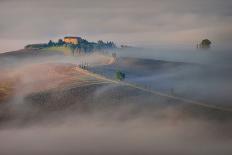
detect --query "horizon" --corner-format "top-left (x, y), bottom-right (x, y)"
top-left (1, 0), bottom-right (232, 53)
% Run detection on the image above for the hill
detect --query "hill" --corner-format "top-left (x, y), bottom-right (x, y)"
top-left (25, 37), bottom-right (117, 54)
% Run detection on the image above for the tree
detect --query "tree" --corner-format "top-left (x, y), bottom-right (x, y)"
top-left (97, 40), bottom-right (104, 45)
top-left (108, 41), bottom-right (116, 48)
top-left (199, 39), bottom-right (212, 49)
top-left (58, 39), bottom-right (64, 46)
top-left (116, 71), bottom-right (125, 81)
top-left (48, 40), bottom-right (54, 46)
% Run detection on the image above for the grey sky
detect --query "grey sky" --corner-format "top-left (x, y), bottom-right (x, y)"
top-left (0, 0), bottom-right (232, 52)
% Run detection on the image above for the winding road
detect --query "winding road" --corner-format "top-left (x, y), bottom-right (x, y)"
top-left (77, 66), bottom-right (232, 113)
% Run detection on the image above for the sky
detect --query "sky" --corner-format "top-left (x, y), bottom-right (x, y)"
top-left (0, 0), bottom-right (232, 52)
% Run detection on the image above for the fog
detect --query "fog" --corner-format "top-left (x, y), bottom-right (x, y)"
top-left (1, 0), bottom-right (232, 153)
top-left (114, 47), bottom-right (232, 65)
top-left (0, 113), bottom-right (232, 155)
top-left (0, 48), bottom-right (232, 154)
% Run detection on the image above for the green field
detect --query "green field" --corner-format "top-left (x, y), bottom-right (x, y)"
top-left (42, 46), bottom-right (73, 55)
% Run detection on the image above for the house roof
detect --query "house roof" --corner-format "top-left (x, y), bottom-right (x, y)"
top-left (64, 36), bottom-right (79, 39)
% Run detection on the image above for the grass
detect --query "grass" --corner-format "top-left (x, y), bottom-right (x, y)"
top-left (0, 82), bottom-right (13, 102)
top-left (42, 46), bottom-right (73, 55)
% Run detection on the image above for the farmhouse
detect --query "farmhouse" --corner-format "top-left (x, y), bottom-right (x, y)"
top-left (64, 36), bottom-right (80, 45)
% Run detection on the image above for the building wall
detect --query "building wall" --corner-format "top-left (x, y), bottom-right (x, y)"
top-left (64, 37), bottom-right (78, 45)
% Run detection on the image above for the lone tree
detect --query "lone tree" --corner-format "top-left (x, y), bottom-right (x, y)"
top-left (116, 71), bottom-right (125, 81)
top-left (198, 39), bottom-right (212, 49)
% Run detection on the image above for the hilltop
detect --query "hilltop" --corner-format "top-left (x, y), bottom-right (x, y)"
top-left (25, 36), bottom-right (117, 54)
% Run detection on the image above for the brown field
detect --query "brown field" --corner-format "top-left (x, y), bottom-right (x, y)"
top-left (0, 80), bottom-right (14, 102)
top-left (0, 62), bottom-right (111, 103)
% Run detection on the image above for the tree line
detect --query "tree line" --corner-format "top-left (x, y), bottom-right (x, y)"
top-left (25, 37), bottom-right (117, 53)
